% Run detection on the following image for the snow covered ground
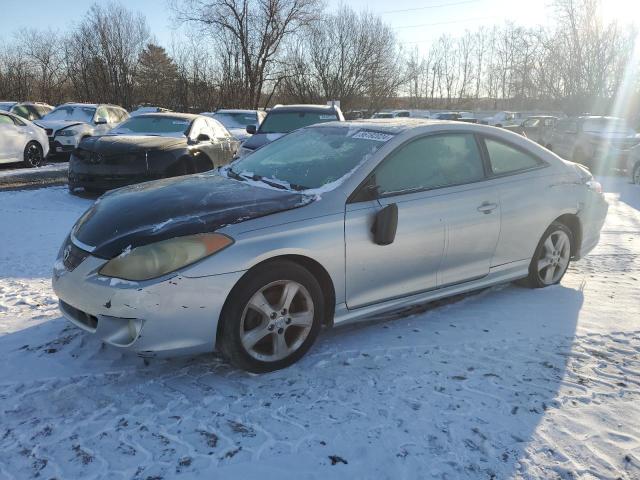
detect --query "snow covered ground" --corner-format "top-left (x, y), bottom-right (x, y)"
top-left (0, 178), bottom-right (639, 479)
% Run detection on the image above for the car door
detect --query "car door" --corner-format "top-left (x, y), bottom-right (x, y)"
top-left (480, 136), bottom-right (552, 266)
top-left (552, 119), bottom-right (577, 158)
top-left (207, 118), bottom-right (237, 166)
top-left (190, 118), bottom-right (219, 168)
top-left (344, 133), bottom-right (500, 309)
top-left (0, 114), bottom-right (23, 161)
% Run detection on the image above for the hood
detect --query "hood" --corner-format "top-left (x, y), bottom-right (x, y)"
top-left (72, 174), bottom-right (313, 259)
top-left (242, 132), bottom-right (285, 151)
top-left (228, 128), bottom-right (251, 142)
top-left (79, 135), bottom-right (185, 154)
top-left (35, 119), bottom-right (84, 132)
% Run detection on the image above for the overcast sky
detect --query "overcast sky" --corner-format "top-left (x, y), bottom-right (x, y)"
top-left (1, 0), bottom-right (637, 53)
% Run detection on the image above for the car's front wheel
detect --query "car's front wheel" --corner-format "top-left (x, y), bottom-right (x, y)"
top-left (523, 221), bottom-right (573, 288)
top-left (219, 260), bottom-right (324, 373)
top-left (23, 141), bottom-right (44, 168)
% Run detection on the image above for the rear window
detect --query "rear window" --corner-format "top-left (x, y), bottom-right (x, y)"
top-left (258, 110), bottom-right (338, 134)
top-left (109, 116), bottom-right (191, 136)
top-left (484, 138), bottom-right (543, 175)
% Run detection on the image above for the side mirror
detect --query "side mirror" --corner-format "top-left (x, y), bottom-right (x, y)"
top-left (246, 124), bottom-right (257, 135)
top-left (95, 117), bottom-right (108, 125)
top-left (371, 204), bottom-right (398, 246)
top-left (196, 133), bottom-right (211, 142)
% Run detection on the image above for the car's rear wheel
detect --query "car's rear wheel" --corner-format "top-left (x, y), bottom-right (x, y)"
top-left (23, 141), bottom-right (44, 168)
top-left (523, 221), bottom-right (573, 288)
top-left (219, 260), bottom-right (324, 373)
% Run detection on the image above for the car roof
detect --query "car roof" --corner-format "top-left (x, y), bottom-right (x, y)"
top-left (270, 104), bottom-right (339, 112)
top-left (313, 118), bottom-right (448, 132)
top-left (56, 103), bottom-right (126, 109)
top-left (133, 112), bottom-right (201, 121)
top-left (215, 109), bottom-right (260, 114)
top-left (576, 115), bottom-right (624, 120)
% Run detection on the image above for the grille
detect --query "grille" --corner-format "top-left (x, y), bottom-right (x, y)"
top-left (62, 240), bottom-right (90, 271)
top-left (60, 301), bottom-right (98, 330)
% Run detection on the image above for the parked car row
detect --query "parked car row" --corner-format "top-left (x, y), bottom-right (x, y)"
top-left (52, 117), bottom-right (609, 372)
top-left (0, 111), bottom-right (49, 167)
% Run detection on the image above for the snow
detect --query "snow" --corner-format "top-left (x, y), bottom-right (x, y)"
top-left (0, 162), bottom-right (68, 178)
top-left (0, 178), bottom-right (639, 479)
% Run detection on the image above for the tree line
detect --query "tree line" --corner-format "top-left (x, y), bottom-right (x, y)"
top-left (0, 0), bottom-right (637, 116)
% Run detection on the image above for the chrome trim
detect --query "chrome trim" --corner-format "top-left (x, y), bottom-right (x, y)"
top-left (70, 233), bottom-right (96, 253)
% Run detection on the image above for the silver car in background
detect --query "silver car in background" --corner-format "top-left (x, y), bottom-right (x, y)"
top-left (52, 120), bottom-right (608, 372)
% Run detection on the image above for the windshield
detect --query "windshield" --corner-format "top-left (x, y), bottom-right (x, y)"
top-left (213, 112), bottom-right (258, 129)
top-left (583, 118), bottom-right (633, 135)
top-left (228, 126), bottom-right (393, 190)
top-left (109, 116), bottom-right (191, 136)
top-left (373, 113), bottom-right (393, 118)
top-left (258, 110), bottom-right (337, 134)
top-left (44, 106), bottom-right (95, 123)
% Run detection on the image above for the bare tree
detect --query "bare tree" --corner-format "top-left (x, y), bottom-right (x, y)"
top-left (173, 0), bottom-right (322, 108)
top-left (64, 1), bottom-right (149, 108)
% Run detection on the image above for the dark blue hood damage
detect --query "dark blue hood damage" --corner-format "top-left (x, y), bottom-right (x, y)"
top-left (72, 173), bottom-right (313, 259)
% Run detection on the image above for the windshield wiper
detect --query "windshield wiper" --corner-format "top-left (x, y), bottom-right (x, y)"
top-left (226, 167), bottom-right (248, 182)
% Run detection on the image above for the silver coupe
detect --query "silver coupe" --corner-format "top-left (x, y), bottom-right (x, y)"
top-left (52, 119), bottom-right (608, 372)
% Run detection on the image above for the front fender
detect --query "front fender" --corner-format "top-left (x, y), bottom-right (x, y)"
top-left (180, 212), bottom-right (346, 304)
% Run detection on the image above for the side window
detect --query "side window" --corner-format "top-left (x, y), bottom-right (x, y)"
top-left (373, 134), bottom-right (485, 196)
top-left (12, 105), bottom-right (30, 120)
top-left (523, 118), bottom-right (540, 128)
top-left (95, 106), bottom-right (109, 123)
top-left (190, 118), bottom-right (214, 140)
top-left (207, 118), bottom-right (229, 139)
top-left (0, 114), bottom-right (14, 125)
top-left (484, 138), bottom-right (543, 175)
top-left (116, 108), bottom-right (129, 123)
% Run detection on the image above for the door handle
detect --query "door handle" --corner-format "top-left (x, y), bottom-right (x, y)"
top-left (477, 202), bottom-right (498, 214)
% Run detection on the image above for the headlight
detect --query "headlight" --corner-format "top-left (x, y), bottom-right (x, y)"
top-left (57, 129), bottom-right (78, 136)
top-left (99, 233), bottom-right (233, 281)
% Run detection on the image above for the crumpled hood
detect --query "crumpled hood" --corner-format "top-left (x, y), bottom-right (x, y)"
top-left (242, 132), bottom-right (285, 151)
top-left (35, 119), bottom-right (85, 133)
top-left (72, 174), bottom-right (313, 259)
top-left (79, 135), bottom-right (185, 154)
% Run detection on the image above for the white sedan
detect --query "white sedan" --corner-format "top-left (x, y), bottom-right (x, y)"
top-left (0, 111), bottom-right (49, 167)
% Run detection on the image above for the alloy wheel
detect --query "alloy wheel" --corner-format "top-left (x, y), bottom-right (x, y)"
top-left (240, 280), bottom-right (314, 362)
top-left (537, 230), bottom-right (571, 285)
top-left (25, 143), bottom-right (43, 167)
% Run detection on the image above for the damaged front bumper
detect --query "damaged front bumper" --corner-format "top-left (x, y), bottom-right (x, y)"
top-left (52, 249), bottom-right (245, 357)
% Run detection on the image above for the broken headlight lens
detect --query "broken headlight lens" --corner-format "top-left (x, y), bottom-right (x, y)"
top-left (99, 233), bottom-right (233, 281)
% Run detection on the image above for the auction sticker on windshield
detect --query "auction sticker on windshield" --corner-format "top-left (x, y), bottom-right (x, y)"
top-left (351, 130), bottom-right (395, 142)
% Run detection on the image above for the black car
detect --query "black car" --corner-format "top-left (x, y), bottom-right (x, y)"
top-left (69, 113), bottom-right (240, 193)
top-left (237, 104), bottom-right (344, 158)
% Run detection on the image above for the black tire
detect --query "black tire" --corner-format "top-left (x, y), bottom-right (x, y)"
top-left (23, 141), bottom-right (44, 168)
top-left (218, 260), bottom-right (324, 373)
top-left (521, 221), bottom-right (573, 288)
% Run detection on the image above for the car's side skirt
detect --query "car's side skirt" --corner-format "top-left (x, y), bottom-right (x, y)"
top-left (333, 259), bottom-right (530, 326)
